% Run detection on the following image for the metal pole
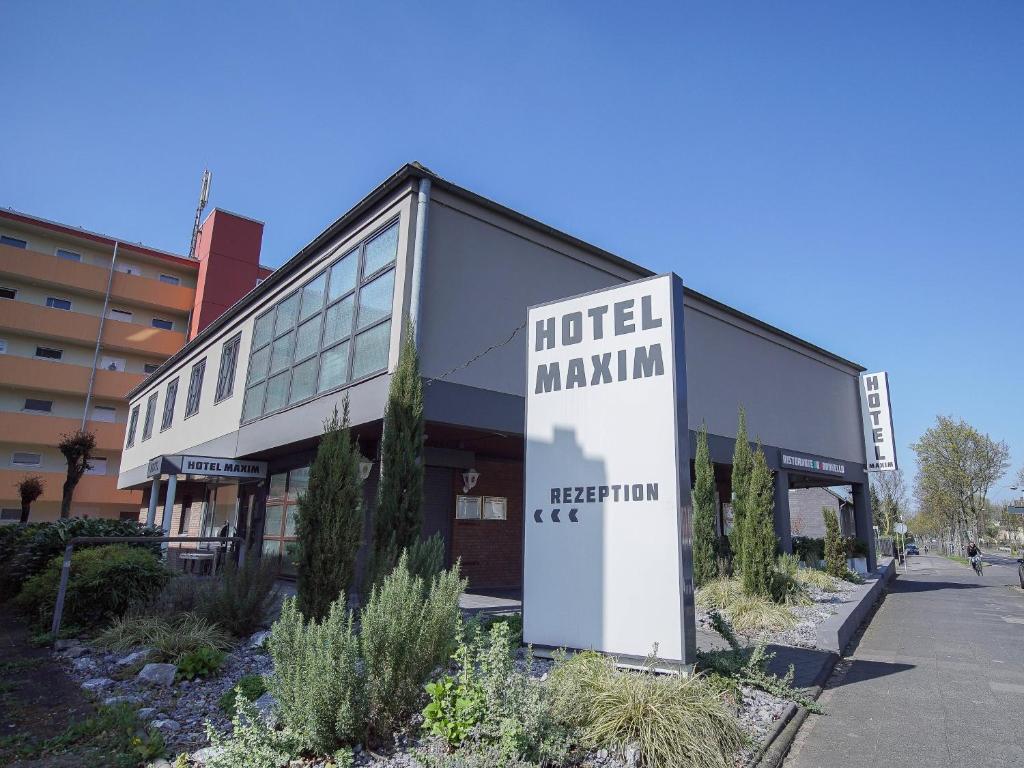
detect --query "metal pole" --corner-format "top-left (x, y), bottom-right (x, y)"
top-left (82, 241), bottom-right (119, 430)
top-left (50, 542), bottom-right (75, 638)
top-left (146, 477), bottom-right (160, 526)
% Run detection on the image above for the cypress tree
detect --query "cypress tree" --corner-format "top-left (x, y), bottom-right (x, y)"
top-left (741, 444), bottom-right (776, 597)
top-left (823, 506), bottom-right (847, 579)
top-left (370, 317), bottom-right (425, 584)
top-left (297, 400), bottom-right (364, 620)
top-left (692, 424), bottom-right (718, 587)
top-left (729, 407), bottom-right (753, 568)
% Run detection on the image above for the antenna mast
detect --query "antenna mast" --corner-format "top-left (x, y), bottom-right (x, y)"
top-left (187, 169), bottom-right (212, 259)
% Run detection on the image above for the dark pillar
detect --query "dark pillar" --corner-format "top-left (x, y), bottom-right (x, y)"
top-left (851, 482), bottom-right (877, 571)
top-left (773, 470), bottom-right (793, 554)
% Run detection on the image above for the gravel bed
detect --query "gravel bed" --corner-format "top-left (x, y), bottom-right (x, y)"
top-left (58, 632), bottom-right (793, 766)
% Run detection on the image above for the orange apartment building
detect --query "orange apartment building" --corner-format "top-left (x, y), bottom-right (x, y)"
top-left (0, 207), bottom-right (270, 522)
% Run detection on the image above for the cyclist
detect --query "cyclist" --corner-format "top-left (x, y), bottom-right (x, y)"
top-left (966, 540), bottom-right (982, 574)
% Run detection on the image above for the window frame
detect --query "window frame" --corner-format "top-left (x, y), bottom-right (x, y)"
top-left (184, 358), bottom-right (206, 419)
top-left (141, 392), bottom-right (158, 442)
top-left (108, 308), bottom-right (133, 323)
top-left (240, 217), bottom-right (399, 424)
top-left (23, 398), bottom-right (53, 414)
top-left (91, 405), bottom-right (116, 423)
top-left (35, 346), bottom-right (63, 361)
top-left (159, 274), bottom-right (181, 286)
top-left (0, 286), bottom-right (16, 300)
top-left (85, 457), bottom-right (108, 476)
top-left (55, 248), bottom-right (82, 262)
top-left (11, 452), bottom-right (42, 468)
top-left (46, 297), bottom-right (73, 311)
top-left (151, 318), bottom-right (174, 331)
top-left (161, 377), bottom-right (179, 431)
top-left (1, 235), bottom-right (27, 249)
top-left (214, 334), bottom-right (242, 404)
top-left (126, 405), bottom-right (140, 448)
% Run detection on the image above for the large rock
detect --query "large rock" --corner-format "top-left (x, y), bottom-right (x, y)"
top-left (116, 648), bottom-right (152, 667)
top-left (81, 677), bottom-right (114, 691)
top-left (191, 746), bottom-right (225, 765)
top-left (254, 691), bottom-right (278, 726)
top-left (72, 657), bottom-right (97, 673)
top-left (151, 719), bottom-right (181, 731)
top-left (248, 629), bottom-right (271, 649)
top-left (137, 707), bottom-right (158, 719)
top-left (137, 663), bottom-right (177, 687)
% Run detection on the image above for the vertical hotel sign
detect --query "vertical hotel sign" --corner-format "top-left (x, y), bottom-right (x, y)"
top-left (860, 371), bottom-right (898, 471)
top-left (523, 274), bottom-right (695, 664)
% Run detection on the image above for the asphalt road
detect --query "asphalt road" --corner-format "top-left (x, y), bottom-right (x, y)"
top-left (784, 553), bottom-right (1024, 768)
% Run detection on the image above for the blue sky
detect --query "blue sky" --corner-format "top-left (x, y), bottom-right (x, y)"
top-left (3, 2), bottom-right (1022, 499)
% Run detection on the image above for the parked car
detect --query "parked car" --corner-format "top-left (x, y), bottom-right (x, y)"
top-left (906, 543), bottom-right (920, 555)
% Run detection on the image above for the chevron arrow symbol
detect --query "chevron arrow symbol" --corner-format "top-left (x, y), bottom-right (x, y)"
top-left (533, 509), bottom-right (543, 523)
top-left (569, 508), bottom-right (579, 522)
top-left (551, 508), bottom-right (561, 522)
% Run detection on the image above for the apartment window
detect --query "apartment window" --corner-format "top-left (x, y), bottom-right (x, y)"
top-left (35, 346), bottom-right (63, 361)
top-left (141, 392), bottom-right (158, 441)
top-left (0, 287), bottom-right (15, 300)
top-left (159, 274), bottom-right (180, 286)
top-left (46, 297), bottom-right (72, 311)
top-left (126, 404), bottom-right (140, 448)
top-left (100, 356), bottom-right (126, 372)
top-left (161, 377), bottom-right (178, 431)
top-left (86, 457), bottom-right (108, 475)
top-left (214, 335), bottom-right (241, 403)
top-left (152, 318), bottom-right (174, 331)
top-left (144, 363), bottom-right (160, 374)
top-left (11, 452), bottom-right (42, 468)
top-left (184, 359), bottom-right (206, 418)
top-left (1, 235), bottom-right (27, 248)
top-left (0, 339), bottom-right (6, 354)
top-left (91, 405), bottom-right (116, 423)
top-left (109, 309), bottom-right (133, 322)
top-left (241, 220), bottom-right (399, 422)
top-left (56, 248), bottom-right (82, 262)
top-left (23, 398), bottom-right (53, 413)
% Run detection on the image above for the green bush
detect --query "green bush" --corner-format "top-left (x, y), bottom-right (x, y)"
top-left (15, 544), bottom-right (169, 629)
top-left (548, 651), bottom-right (744, 768)
top-left (96, 613), bottom-right (231, 660)
top-left (2, 518), bottom-right (163, 597)
top-left (205, 693), bottom-right (302, 768)
top-left (196, 557), bottom-right (278, 637)
top-left (692, 424), bottom-right (719, 588)
top-left (268, 596), bottom-right (365, 753)
top-left (407, 533), bottom-right (446, 584)
top-left (740, 446), bottom-right (776, 598)
top-left (176, 646), bottom-right (225, 681)
top-left (219, 673), bottom-right (268, 715)
top-left (770, 554), bottom-right (811, 606)
top-left (360, 553), bottom-right (465, 742)
top-left (791, 537), bottom-right (825, 566)
top-left (823, 507), bottom-right (847, 579)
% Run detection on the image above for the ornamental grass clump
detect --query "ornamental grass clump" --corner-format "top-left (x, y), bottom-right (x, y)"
top-left (695, 577), bottom-right (744, 612)
top-left (728, 594), bottom-right (796, 636)
top-left (97, 613), bottom-right (232, 660)
top-left (793, 566), bottom-right (841, 593)
top-left (548, 651), bottom-right (744, 768)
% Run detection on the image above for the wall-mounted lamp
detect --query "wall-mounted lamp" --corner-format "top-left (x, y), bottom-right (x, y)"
top-left (359, 457), bottom-right (374, 482)
top-left (462, 468), bottom-right (480, 494)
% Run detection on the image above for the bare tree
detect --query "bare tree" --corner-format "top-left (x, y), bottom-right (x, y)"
top-left (16, 475), bottom-right (44, 524)
top-left (58, 430), bottom-right (96, 519)
top-left (871, 468), bottom-right (907, 535)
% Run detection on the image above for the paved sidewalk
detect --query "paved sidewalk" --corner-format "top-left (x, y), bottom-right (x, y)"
top-left (785, 554), bottom-right (1024, 768)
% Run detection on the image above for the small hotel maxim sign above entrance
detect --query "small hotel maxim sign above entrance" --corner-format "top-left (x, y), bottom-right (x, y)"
top-left (147, 454), bottom-right (268, 480)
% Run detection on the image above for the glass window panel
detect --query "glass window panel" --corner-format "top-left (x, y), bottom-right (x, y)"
top-left (294, 316), bottom-right (320, 362)
top-left (264, 370), bottom-right (290, 413)
top-left (327, 251), bottom-right (358, 301)
top-left (318, 341), bottom-right (350, 392)
top-left (322, 295), bottom-right (354, 348)
top-left (356, 269), bottom-right (394, 330)
top-left (363, 223), bottom-right (399, 275)
top-left (270, 332), bottom-right (294, 374)
top-left (288, 467), bottom-right (311, 502)
top-left (299, 273), bottom-right (326, 321)
top-left (274, 293), bottom-right (299, 336)
top-left (268, 472), bottom-right (288, 505)
top-left (264, 505), bottom-right (284, 537)
top-left (242, 381), bottom-right (266, 422)
top-left (261, 540), bottom-right (281, 560)
top-left (289, 357), bottom-right (318, 404)
top-left (253, 311), bottom-right (274, 349)
top-left (247, 344), bottom-right (270, 384)
top-left (352, 320), bottom-right (391, 380)
top-left (284, 505), bottom-right (299, 537)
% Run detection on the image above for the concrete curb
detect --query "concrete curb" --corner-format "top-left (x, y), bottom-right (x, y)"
top-left (815, 558), bottom-right (896, 653)
top-left (752, 562), bottom-right (896, 768)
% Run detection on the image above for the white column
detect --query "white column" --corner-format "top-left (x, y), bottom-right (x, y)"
top-left (162, 474), bottom-right (177, 537)
top-left (146, 477), bottom-right (160, 527)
